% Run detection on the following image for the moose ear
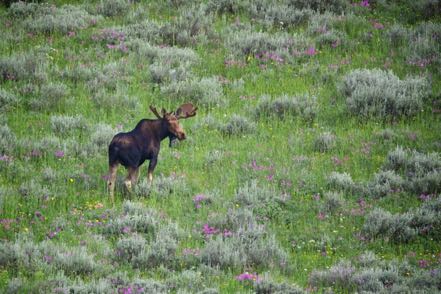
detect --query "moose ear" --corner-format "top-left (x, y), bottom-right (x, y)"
top-left (149, 105), bottom-right (162, 119)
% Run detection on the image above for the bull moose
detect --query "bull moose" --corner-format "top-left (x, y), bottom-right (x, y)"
top-left (107, 103), bottom-right (197, 201)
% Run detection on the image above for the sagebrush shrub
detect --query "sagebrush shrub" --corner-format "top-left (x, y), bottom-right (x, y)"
top-left (320, 191), bottom-right (345, 214)
top-left (0, 124), bottom-right (16, 154)
top-left (134, 174), bottom-right (190, 198)
top-left (254, 278), bottom-right (305, 294)
top-left (339, 69), bottom-right (431, 119)
top-left (226, 29), bottom-right (310, 61)
top-left (288, 0), bottom-right (349, 13)
top-left (133, 234), bottom-right (178, 269)
top-left (366, 170), bottom-right (404, 198)
top-left (219, 114), bottom-right (256, 136)
top-left (309, 251), bottom-right (441, 292)
top-left (103, 206), bottom-right (159, 236)
top-left (248, 4), bottom-right (313, 28)
top-left (254, 95), bottom-right (317, 121)
top-left (327, 171), bottom-right (358, 193)
top-left (387, 23), bottom-right (409, 46)
top-left (115, 234), bottom-right (146, 262)
top-left (383, 147), bottom-right (441, 194)
top-left (362, 208), bottom-right (416, 243)
top-left (50, 114), bottom-right (88, 137)
top-left (166, 269), bottom-right (206, 293)
top-left (91, 89), bottom-right (140, 110)
top-left (8, 1), bottom-right (44, 18)
top-left (24, 5), bottom-right (100, 34)
top-left (0, 51), bottom-right (47, 83)
top-left (30, 82), bottom-right (69, 111)
top-left (95, 0), bottom-right (130, 17)
top-left (160, 77), bottom-right (225, 107)
top-left (0, 88), bottom-right (18, 111)
top-left (53, 247), bottom-right (97, 275)
top-left (313, 132), bottom-right (336, 152)
top-left (309, 260), bottom-right (355, 289)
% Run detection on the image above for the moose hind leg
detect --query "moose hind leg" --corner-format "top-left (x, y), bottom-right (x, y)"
top-left (147, 156), bottom-right (158, 185)
top-left (125, 167), bottom-right (137, 193)
top-left (108, 164), bottom-right (118, 204)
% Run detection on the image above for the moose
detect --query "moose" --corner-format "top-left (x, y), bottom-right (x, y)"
top-left (107, 103), bottom-right (197, 201)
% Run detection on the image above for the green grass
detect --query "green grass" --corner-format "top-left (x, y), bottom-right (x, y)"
top-left (1, 0), bottom-right (441, 292)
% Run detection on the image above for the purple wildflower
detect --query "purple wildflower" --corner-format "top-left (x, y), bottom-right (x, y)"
top-left (121, 226), bottom-right (131, 234)
top-left (419, 193), bottom-right (432, 202)
top-left (306, 47), bottom-right (317, 56)
top-left (419, 259), bottom-right (429, 268)
top-left (236, 272), bottom-right (259, 282)
top-left (223, 229), bottom-right (233, 237)
top-left (54, 150), bottom-right (64, 158)
top-left (360, 0), bottom-right (369, 7)
top-left (0, 154), bottom-right (13, 162)
top-left (202, 224), bottom-right (219, 236)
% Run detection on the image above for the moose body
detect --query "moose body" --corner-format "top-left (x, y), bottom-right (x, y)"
top-left (107, 104), bottom-right (197, 201)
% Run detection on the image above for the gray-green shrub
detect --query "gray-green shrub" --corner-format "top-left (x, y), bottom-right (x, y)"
top-left (50, 114), bottom-right (88, 137)
top-left (366, 170), bottom-right (404, 198)
top-left (339, 69), bottom-right (431, 119)
top-left (254, 94), bottom-right (317, 121)
top-left (0, 124), bottom-right (16, 154)
top-left (313, 132), bottom-right (336, 152)
top-left (29, 82), bottom-right (69, 111)
top-left (160, 77), bottom-right (225, 107)
top-left (0, 51), bottom-right (47, 83)
top-left (0, 88), bottom-right (18, 111)
top-left (219, 114), bottom-right (256, 136)
top-left (95, 0), bottom-right (130, 17)
top-left (24, 5), bottom-right (100, 34)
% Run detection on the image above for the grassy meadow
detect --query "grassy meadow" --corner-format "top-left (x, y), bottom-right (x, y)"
top-left (0, 0), bottom-right (440, 292)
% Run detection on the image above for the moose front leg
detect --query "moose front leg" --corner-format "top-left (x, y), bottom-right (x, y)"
top-left (147, 156), bottom-right (158, 184)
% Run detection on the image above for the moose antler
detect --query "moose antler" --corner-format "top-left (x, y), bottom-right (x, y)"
top-left (149, 105), bottom-right (162, 119)
top-left (175, 103), bottom-right (198, 119)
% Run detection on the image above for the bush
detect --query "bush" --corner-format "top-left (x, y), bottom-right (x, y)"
top-left (95, 0), bottom-right (130, 17)
top-left (362, 208), bottom-right (416, 243)
top-left (320, 191), bottom-right (345, 214)
top-left (134, 174), bottom-right (190, 198)
top-left (29, 82), bottom-right (69, 111)
top-left (160, 77), bottom-right (225, 107)
top-left (23, 5), bottom-right (100, 34)
top-left (133, 234), bottom-right (178, 269)
top-left (248, 4), bottom-right (313, 28)
top-left (103, 206), bottom-right (159, 236)
top-left (53, 247), bottom-right (97, 275)
top-left (254, 95), bottom-right (317, 121)
top-left (50, 114), bottom-right (88, 137)
top-left (339, 69), bottom-right (431, 119)
top-left (366, 170), bottom-right (404, 198)
top-left (287, 0), bottom-right (349, 13)
top-left (91, 89), bottom-right (140, 110)
top-left (0, 124), bottom-right (16, 154)
top-left (383, 147), bottom-right (441, 194)
top-left (313, 132), bottom-right (336, 152)
top-left (0, 51), bottom-right (47, 83)
top-left (115, 234), bottom-right (146, 263)
top-left (387, 23), bottom-right (409, 46)
top-left (0, 88), bottom-right (18, 111)
top-left (327, 172), bottom-right (358, 194)
top-left (219, 114), bottom-right (256, 136)
top-left (254, 278), bottom-right (305, 294)
top-left (309, 260), bottom-right (355, 289)
top-left (225, 29), bottom-right (310, 61)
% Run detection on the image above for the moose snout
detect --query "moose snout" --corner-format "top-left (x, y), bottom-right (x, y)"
top-left (177, 132), bottom-right (186, 140)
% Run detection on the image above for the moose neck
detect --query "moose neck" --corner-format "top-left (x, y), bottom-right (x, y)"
top-left (153, 119), bottom-right (172, 141)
